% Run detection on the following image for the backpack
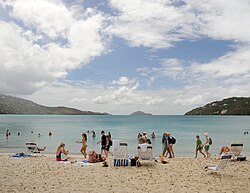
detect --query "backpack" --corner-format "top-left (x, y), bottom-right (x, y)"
top-left (209, 137), bottom-right (212, 145)
top-left (172, 137), bottom-right (176, 144)
top-left (109, 140), bottom-right (113, 146)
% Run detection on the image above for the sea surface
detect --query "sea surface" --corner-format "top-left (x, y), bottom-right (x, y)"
top-left (0, 115), bottom-right (249, 157)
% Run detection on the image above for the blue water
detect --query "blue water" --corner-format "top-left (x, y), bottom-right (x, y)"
top-left (0, 115), bottom-right (249, 157)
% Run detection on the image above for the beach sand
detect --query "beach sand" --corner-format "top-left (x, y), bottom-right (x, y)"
top-left (0, 154), bottom-right (249, 193)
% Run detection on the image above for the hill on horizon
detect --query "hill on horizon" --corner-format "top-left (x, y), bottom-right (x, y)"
top-left (130, 111), bottom-right (152, 115)
top-left (185, 97), bottom-right (250, 115)
top-left (0, 94), bottom-right (109, 115)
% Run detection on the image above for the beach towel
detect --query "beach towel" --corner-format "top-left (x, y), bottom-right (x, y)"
top-left (74, 160), bottom-right (93, 167)
top-left (138, 144), bottom-right (148, 152)
top-left (57, 161), bottom-right (71, 164)
top-left (10, 152), bottom-right (28, 158)
top-left (113, 140), bottom-right (120, 151)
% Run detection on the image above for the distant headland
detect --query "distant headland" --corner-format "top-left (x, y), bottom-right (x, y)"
top-left (130, 111), bottom-right (152, 115)
top-left (185, 97), bottom-right (250, 115)
top-left (0, 94), bottom-right (110, 115)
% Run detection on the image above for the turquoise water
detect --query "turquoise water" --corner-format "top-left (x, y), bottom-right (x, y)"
top-left (0, 115), bottom-right (249, 157)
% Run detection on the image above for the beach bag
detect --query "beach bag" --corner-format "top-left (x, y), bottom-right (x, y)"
top-left (209, 137), bottom-right (212, 145)
top-left (172, 137), bottom-right (176, 144)
top-left (131, 158), bottom-right (137, 166)
top-left (237, 156), bottom-right (246, 161)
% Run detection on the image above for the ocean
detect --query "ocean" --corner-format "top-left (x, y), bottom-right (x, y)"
top-left (0, 115), bottom-right (249, 157)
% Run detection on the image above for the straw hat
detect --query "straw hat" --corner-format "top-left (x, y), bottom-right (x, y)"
top-left (204, 132), bottom-right (209, 136)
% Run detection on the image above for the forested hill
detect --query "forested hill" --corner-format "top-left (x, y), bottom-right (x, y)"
top-left (0, 94), bottom-right (109, 115)
top-left (185, 97), bottom-right (250, 115)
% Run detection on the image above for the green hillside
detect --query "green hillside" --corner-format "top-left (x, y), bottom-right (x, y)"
top-left (185, 97), bottom-right (250, 115)
top-left (0, 94), bottom-right (109, 115)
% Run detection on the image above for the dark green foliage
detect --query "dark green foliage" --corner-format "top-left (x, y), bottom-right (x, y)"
top-left (0, 94), bottom-right (109, 115)
top-left (185, 97), bottom-right (250, 115)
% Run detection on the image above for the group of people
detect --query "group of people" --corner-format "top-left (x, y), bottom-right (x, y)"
top-left (160, 132), bottom-right (176, 163)
top-left (55, 130), bottom-right (233, 164)
top-left (56, 130), bottom-right (112, 163)
top-left (195, 132), bottom-right (211, 158)
top-left (137, 132), bottom-right (154, 144)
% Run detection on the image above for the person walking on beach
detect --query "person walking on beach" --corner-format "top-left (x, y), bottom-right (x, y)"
top-left (160, 132), bottom-right (170, 163)
top-left (203, 132), bottom-right (211, 158)
top-left (80, 132), bottom-right (87, 158)
top-left (97, 130), bottom-right (107, 157)
top-left (168, 132), bottom-right (175, 158)
top-left (195, 135), bottom-right (206, 158)
top-left (105, 135), bottom-right (113, 158)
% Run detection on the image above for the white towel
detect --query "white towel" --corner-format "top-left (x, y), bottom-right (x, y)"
top-left (139, 144), bottom-right (148, 152)
top-left (113, 140), bottom-right (120, 151)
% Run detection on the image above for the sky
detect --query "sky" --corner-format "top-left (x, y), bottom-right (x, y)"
top-left (1, 0), bottom-right (250, 115)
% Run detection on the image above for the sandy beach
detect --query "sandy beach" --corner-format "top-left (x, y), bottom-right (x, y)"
top-left (0, 153), bottom-right (249, 193)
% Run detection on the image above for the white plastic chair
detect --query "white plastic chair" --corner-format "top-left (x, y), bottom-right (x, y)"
top-left (111, 140), bottom-right (129, 166)
top-left (205, 157), bottom-right (231, 177)
top-left (230, 142), bottom-right (243, 158)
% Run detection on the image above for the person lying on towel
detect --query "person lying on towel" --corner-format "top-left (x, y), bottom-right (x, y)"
top-left (88, 150), bottom-right (106, 163)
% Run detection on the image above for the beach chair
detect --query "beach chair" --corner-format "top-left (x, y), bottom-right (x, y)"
top-left (111, 140), bottom-right (129, 166)
top-left (229, 142), bottom-right (244, 159)
top-left (137, 144), bottom-right (156, 166)
top-left (204, 156), bottom-right (232, 177)
top-left (25, 142), bottom-right (46, 154)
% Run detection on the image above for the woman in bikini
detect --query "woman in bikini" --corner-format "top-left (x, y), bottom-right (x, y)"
top-left (56, 142), bottom-right (69, 161)
top-left (80, 133), bottom-right (87, 158)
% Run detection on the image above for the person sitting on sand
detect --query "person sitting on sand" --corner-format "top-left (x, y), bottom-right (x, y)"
top-left (80, 132), bottom-right (87, 158)
top-left (88, 150), bottom-right (106, 163)
top-left (195, 135), bottom-right (206, 158)
top-left (219, 146), bottom-right (230, 156)
top-left (56, 142), bottom-right (69, 161)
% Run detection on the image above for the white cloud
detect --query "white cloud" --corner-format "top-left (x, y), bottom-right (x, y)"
top-left (0, 0), bottom-right (108, 94)
top-left (111, 76), bottom-right (136, 85)
top-left (108, 0), bottom-right (250, 48)
top-left (107, 0), bottom-right (199, 48)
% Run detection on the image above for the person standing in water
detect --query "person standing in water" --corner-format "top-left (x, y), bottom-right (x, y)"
top-left (80, 132), bottom-right (87, 158)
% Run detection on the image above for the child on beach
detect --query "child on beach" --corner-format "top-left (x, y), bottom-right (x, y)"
top-left (195, 135), bottom-right (206, 158)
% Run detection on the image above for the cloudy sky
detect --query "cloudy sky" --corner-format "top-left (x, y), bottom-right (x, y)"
top-left (1, 0), bottom-right (250, 115)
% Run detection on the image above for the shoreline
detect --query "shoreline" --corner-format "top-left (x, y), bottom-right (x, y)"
top-left (0, 153), bottom-right (249, 193)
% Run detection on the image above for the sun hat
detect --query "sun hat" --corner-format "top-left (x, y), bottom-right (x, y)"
top-left (204, 132), bottom-right (208, 136)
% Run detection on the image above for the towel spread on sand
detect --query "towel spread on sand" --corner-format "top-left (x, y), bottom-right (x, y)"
top-left (74, 160), bottom-right (93, 167)
top-left (138, 144), bottom-right (148, 152)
